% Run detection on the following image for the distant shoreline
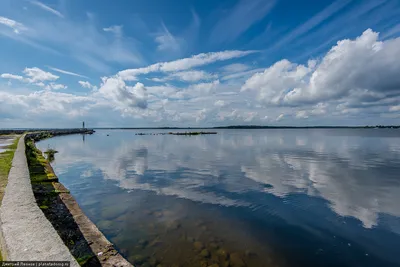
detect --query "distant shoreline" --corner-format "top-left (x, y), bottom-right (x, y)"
top-left (1, 125), bottom-right (399, 132)
top-left (93, 125), bottom-right (400, 130)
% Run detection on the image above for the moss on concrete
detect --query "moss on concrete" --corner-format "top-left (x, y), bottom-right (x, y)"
top-left (23, 132), bottom-right (131, 267)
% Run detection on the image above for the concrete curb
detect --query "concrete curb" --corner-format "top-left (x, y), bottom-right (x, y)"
top-left (0, 135), bottom-right (79, 265)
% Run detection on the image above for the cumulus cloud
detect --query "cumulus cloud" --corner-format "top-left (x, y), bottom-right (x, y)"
top-left (242, 59), bottom-right (315, 105)
top-left (98, 76), bottom-right (148, 110)
top-left (78, 81), bottom-right (98, 91)
top-left (1, 67), bottom-right (67, 90)
top-left (23, 67), bottom-right (59, 82)
top-left (0, 90), bottom-right (92, 118)
top-left (0, 73), bottom-right (25, 81)
top-left (118, 50), bottom-right (256, 81)
top-left (243, 29), bottom-right (400, 111)
top-left (0, 16), bottom-right (27, 34)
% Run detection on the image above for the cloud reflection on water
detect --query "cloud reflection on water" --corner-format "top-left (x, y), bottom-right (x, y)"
top-left (42, 129), bottom-right (400, 229)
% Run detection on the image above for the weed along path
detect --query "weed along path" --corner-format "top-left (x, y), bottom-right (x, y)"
top-left (0, 130), bottom-right (132, 266)
top-left (0, 134), bottom-right (19, 204)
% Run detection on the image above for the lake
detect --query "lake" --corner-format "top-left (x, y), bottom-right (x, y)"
top-left (37, 129), bottom-right (400, 267)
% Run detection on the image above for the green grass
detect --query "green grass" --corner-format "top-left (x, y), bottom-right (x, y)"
top-left (26, 139), bottom-right (58, 183)
top-left (0, 137), bottom-right (19, 175)
top-left (0, 135), bottom-right (20, 261)
top-left (0, 137), bottom-right (20, 203)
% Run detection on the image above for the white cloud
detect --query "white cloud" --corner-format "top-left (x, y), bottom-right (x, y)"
top-left (0, 73), bottom-right (25, 81)
top-left (243, 29), bottom-right (400, 110)
top-left (296, 110), bottom-right (309, 119)
top-left (210, 0), bottom-right (276, 44)
top-left (98, 77), bottom-right (148, 111)
top-left (169, 70), bottom-right (217, 82)
top-left (244, 111), bottom-right (258, 122)
top-left (103, 25), bottom-right (123, 38)
top-left (154, 23), bottom-right (182, 52)
top-left (44, 83), bottom-right (67, 90)
top-left (214, 100), bottom-right (225, 107)
top-left (171, 80), bottom-right (220, 100)
top-left (0, 90), bottom-right (93, 118)
top-left (381, 23), bottom-right (400, 40)
top-left (1, 15), bottom-right (143, 72)
top-left (389, 105), bottom-right (400, 112)
top-left (222, 68), bottom-right (265, 81)
top-left (1, 67), bottom-right (66, 91)
top-left (0, 16), bottom-right (27, 34)
top-left (276, 114), bottom-right (284, 121)
top-left (29, 0), bottom-right (64, 18)
top-left (270, 0), bottom-right (352, 50)
top-left (48, 67), bottom-right (88, 78)
top-left (242, 59), bottom-right (315, 105)
top-left (221, 63), bottom-right (251, 73)
top-left (78, 81), bottom-right (98, 91)
top-left (149, 70), bottom-right (217, 83)
top-left (23, 67), bottom-right (59, 83)
top-left (118, 50), bottom-right (257, 81)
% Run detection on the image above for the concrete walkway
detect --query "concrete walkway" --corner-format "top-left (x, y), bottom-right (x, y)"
top-left (0, 136), bottom-right (79, 265)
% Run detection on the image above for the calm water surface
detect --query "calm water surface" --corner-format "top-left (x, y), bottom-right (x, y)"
top-left (38, 129), bottom-right (400, 267)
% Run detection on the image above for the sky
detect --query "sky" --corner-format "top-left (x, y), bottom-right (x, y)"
top-left (0, 0), bottom-right (399, 128)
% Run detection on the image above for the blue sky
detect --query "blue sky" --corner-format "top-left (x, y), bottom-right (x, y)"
top-left (0, 0), bottom-right (400, 128)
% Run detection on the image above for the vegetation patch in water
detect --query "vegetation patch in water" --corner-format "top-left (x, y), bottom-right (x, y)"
top-left (134, 132), bottom-right (218, 136)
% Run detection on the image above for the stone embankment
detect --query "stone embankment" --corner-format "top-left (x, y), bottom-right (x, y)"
top-left (0, 135), bottom-right (79, 264)
top-left (0, 130), bottom-right (132, 267)
top-left (0, 129), bottom-right (95, 135)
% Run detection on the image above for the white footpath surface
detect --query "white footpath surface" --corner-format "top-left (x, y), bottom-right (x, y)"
top-left (0, 136), bottom-right (79, 265)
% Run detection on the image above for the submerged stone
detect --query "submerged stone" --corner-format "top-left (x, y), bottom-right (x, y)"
top-left (138, 239), bottom-right (149, 248)
top-left (194, 241), bottom-right (204, 250)
top-left (209, 242), bottom-right (219, 249)
top-left (200, 249), bottom-right (210, 258)
top-left (216, 249), bottom-right (229, 260)
top-left (130, 254), bottom-right (147, 265)
top-left (97, 220), bottom-right (113, 230)
top-left (229, 253), bottom-right (245, 267)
